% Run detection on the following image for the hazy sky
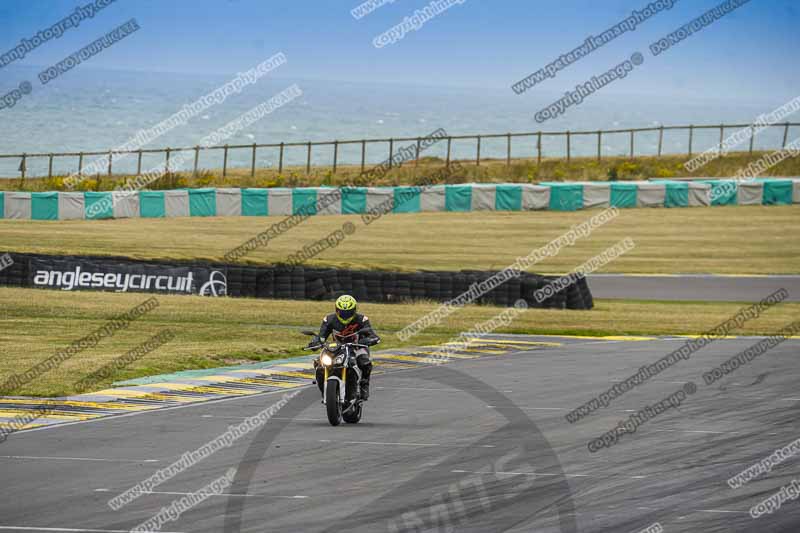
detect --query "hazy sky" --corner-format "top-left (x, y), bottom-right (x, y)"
top-left (1, 0), bottom-right (798, 101)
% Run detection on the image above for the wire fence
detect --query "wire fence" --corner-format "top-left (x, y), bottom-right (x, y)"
top-left (2, 122), bottom-right (798, 180)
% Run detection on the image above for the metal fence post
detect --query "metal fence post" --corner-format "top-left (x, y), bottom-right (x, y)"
top-left (749, 126), bottom-right (755, 154)
top-left (657, 126), bottom-right (663, 157)
top-left (718, 124), bottom-right (724, 156)
top-left (333, 141), bottom-right (339, 173)
top-left (446, 137), bottom-right (451, 168)
top-left (629, 130), bottom-right (634, 158)
top-left (306, 142), bottom-right (312, 174)
top-left (415, 137), bottom-right (421, 167)
top-left (165, 148), bottom-right (171, 174)
top-left (688, 125), bottom-right (694, 156)
top-left (223, 144), bottom-right (229, 177)
top-left (251, 143), bottom-right (257, 178)
top-left (19, 153), bottom-right (26, 181)
top-left (78, 152), bottom-right (84, 177)
top-left (107, 151), bottom-right (113, 177)
top-left (388, 138), bottom-right (394, 169)
top-left (783, 122), bottom-right (789, 148)
top-left (597, 131), bottom-right (602, 161)
top-left (566, 131), bottom-right (571, 163)
top-left (476, 135), bottom-right (481, 166)
top-left (136, 150), bottom-right (142, 175)
top-left (279, 142), bottom-right (285, 173)
top-left (506, 133), bottom-right (511, 166)
top-left (360, 140), bottom-right (366, 173)
top-left (48, 154), bottom-right (53, 180)
top-left (193, 146), bottom-right (200, 177)
top-left (537, 132), bottom-right (542, 166)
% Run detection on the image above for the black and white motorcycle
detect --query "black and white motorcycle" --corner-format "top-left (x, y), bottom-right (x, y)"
top-left (303, 331), bottom-right (373, 426)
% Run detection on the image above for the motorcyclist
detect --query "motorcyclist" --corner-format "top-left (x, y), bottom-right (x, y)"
top-left (308, 294), bottom-right (379, 400)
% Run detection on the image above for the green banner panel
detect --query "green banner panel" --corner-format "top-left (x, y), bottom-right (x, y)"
top-left (292, 188), bottom-right (317, 216)
top-left (393, 186), bottom-right (421, 213)
top-left (495, 184), bottom-right (522, 211)
top-left (610, 183), bottom-right (637, 208)
top-left (705, 180), bottom-right (737, 206)
top-left (664, 182), bottom-right (689, 208)
top-left (84, 192), bottom-right (113, 220)
top-left (445, 185), bottom-right (472, 212)
top-left (763, 179), bottom-right (793, 205)
top-left (140, 191), bottom-right (166, 218)
top-left (189, 188), bottom-right (217, 217)
top-left (0, 192), bottom-right (4, 218)
top-left (242, 189), bottom-right (268, 216)
top-left (31, 192), bottom-right (59, 220)
top-left (342, 187), bottom-right (367, 214)
top-left (546, 183), bottom-right (584, 211)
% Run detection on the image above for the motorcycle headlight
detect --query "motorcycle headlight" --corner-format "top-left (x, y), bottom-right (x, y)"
top-left (320, 354), bottom-right (333, 366)
top-left (334, 355), bottom-right (344, 365)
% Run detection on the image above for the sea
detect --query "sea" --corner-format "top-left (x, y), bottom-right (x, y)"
top-left (0, 65), bottom-right (793, 178)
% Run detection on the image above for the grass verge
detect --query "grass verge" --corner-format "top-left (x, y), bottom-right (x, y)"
top-left (1, 287), bottom-right (798, 397)
top-left (1, 206), bottom-right (798, 274)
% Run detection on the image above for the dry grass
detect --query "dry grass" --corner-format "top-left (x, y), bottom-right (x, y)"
top-left (1, 206), bottom-right (798, 274)
top-left (2, 151), bottom-right (800, 191)
top-left (1, 287), bottom-right (798, 397)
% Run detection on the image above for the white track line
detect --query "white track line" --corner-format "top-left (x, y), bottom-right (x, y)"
top-left (452, 469), bottom-right (647, 480)
top-left (0, 527), bottom-right (184, 533)
top-left (319, 439), bottom-right (495, 448)
top-left (93, 488), bottom-right (306, 499)
top-left (0, 455), bottom-right (158, 463)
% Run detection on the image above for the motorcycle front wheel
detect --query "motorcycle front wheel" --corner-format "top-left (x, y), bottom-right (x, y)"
top-left (325, 380), bottom-right (342, 426)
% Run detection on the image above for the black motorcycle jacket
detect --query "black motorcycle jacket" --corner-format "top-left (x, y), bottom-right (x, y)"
top-left (316, 312), bottom-right (380, 346)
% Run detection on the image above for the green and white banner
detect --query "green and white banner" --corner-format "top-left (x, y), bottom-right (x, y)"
top-left (1, 178), bottom-right (798, 220)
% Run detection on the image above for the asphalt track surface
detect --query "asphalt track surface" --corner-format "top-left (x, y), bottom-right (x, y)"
top-left (587, 274), bottom-right (800, 302)
top-left (1, 335), bottom-right (798, 532)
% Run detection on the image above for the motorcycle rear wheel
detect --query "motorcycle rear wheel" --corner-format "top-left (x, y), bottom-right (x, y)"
top-left (325, 381), bottom-right (342, 426)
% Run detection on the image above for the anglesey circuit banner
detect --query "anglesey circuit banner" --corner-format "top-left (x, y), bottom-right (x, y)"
top-left (28, 258), bottom-right (227, 296)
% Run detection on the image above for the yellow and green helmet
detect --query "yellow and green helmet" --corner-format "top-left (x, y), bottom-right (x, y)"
top-left (335, 294), bottom-right (357, 324)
